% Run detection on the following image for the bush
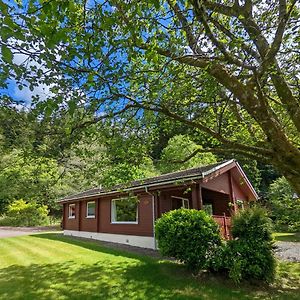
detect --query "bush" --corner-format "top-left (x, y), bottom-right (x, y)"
top-left (2, 199), bottom-right (49, 226)
top-left (231, 206), bottom-right (273, 241)
top-left (155, 208), bottom-right (222, 272)
top-left (222, 207), bottom-right (276, 283)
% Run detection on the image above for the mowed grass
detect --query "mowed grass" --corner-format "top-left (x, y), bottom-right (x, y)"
top-left (273, 232), bottom-right (300, 243)
top-left (0, 234), bottom-right (299, 300)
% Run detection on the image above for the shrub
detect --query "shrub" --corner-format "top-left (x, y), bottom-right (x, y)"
top-left (223, 207), bottom-right (276, 283)
top-left (231, 206), bottom-right (273, 242)
top-left (3, 199), bottom-right (49, 226)
top-left (155, 208), bottom-right (222, 272)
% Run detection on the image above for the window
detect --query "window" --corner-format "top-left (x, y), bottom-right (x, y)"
top-left (182, 198), bottom-right (189, 209)
top-left (171, 196), bottom-right (190, 210)
top-left (68, 204), bottom-right (76, 219)
top-left (111, 197), bottom-right (138, 224)
top-left (86, 201), bottom-right (96, 218)
top-left (203, 203), bottom-right (213, 215)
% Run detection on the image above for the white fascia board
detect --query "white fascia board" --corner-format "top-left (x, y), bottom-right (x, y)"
top-left (201, 159), bottom-right (235, 177)
top-left (235, 161), bottom-right (259, 200)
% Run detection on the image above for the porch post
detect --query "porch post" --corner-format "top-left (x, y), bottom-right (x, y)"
top-left (156, 192), bottom-right (160, 219)
top-left (228, 171), bottom-right (237, 213)
top-left (191, 184), bottom-right (203, 210)
top-left (198, 184), bottom-right (203, 210)
top-left (191, 185), bottom-right (198, 209)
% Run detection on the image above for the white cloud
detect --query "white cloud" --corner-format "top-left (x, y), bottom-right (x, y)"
top-left (9, 44), bottom-right (58, 105)
top-left (12, 82), bottom-right (53, 104)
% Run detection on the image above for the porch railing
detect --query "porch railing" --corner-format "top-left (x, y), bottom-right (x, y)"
top-left (212, 214), bottom-right (232, 240)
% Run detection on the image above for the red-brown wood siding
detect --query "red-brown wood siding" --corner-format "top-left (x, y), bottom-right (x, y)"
top-left (232, 177), bottom-right (247, 201)
top-left (64, 202), bottom-right (80, 230)
top-left (201, 172), bottom-right (231, 194)
top-left (98, 193), bottom-right (154, 236)
top-left (80, 200), bottom-right (98, 232)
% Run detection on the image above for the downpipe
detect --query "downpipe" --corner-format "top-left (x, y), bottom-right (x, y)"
top-left (145, 186), bottom-right (157, 250)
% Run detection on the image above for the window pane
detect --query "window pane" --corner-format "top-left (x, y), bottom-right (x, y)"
top-left (113, 197), bottom-right (138, 222)
top-left (87, 202), bottom-right (95, 216)
top-left (69, 204), bottom-right (75, 217)
top-left (182, 199), bottom-right (189, 209)
top-left (203, 204), bottom-right (213, 215)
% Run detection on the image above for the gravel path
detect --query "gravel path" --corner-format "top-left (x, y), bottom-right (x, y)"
top-left (275, 242), bottom-right (300, 262)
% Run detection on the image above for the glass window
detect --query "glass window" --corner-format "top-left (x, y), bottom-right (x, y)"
top-left (203, 204), bottom-right (213, 215)
top-left (111, 197), bottom-right (138, 223)
top-left (171, 196), bottom-right (189, 210)
top-left (68, 204), bottom-right (76, 219)
top-left (182, 199), bottom-right (189, 209)
top-left (87, 201), bottom-right (96, 218)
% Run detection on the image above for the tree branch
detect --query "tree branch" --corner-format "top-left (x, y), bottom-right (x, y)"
top-left (168, 145), bottom-right (270, 164)
top-left (112, 92), bottom-right (273, 157)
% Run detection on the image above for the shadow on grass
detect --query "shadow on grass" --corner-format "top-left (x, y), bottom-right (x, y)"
top-left (0, 233), bottom-right (298, 300)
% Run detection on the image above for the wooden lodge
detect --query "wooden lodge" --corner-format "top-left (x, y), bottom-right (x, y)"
top-left (59, 160), bottom-right (258, 249)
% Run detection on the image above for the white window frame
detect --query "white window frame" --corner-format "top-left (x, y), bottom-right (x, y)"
top-left (111, 197), bottom-right (138, 224)
top-left (86, 201), bottom-right (96, 218)
top-left (171, 196), bottom-right (190, 209)
top-left (68, 203), bottom-right (76, 219)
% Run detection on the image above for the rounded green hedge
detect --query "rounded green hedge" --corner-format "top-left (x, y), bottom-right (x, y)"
top-left (155, 208), bottom-right (222, 271)
top-left (225, 207), bottom-right (276, 283)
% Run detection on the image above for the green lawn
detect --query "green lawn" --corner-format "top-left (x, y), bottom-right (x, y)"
top-left (0, 234), bottom-right (299, 300)
top-left (273, 232), bottom-right (300, 243)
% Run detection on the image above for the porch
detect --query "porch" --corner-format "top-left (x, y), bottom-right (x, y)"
top-left (157, 185), bottom-right (233, 239)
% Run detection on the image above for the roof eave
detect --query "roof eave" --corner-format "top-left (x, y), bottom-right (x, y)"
top-left (58, 174), bottom-right (205, 204)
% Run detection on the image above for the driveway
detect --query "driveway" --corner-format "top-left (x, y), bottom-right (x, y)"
top-left (0, 226), bottom-right (60, 238)
top-left (275, 241), bottom-right (300, 262)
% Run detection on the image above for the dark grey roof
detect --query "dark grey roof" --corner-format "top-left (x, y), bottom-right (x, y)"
top-left (59, 159), bottom-right (235, 202)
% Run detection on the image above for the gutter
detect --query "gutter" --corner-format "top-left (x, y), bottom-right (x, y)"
top-left (145, 186), bottom-right (157, 250)
top-left (58, 174), bottom-right (205, 203)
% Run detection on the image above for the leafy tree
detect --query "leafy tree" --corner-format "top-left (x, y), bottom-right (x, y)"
top-left (159, 134), bottom-right (217, 173)
top-left (1, 199), bottom-right (49, 227)
top-left (1, 0), bottom-right (300, 195)
top-left (0, 150), bottom-right (61, 214)
top-left (268, 177), bottom-right (300, 231)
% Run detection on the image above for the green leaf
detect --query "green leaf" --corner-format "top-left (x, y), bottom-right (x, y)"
top-left (68, 100), bottom-right (76, 116)
top-left (1, 45), bottom-right (13, 64)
